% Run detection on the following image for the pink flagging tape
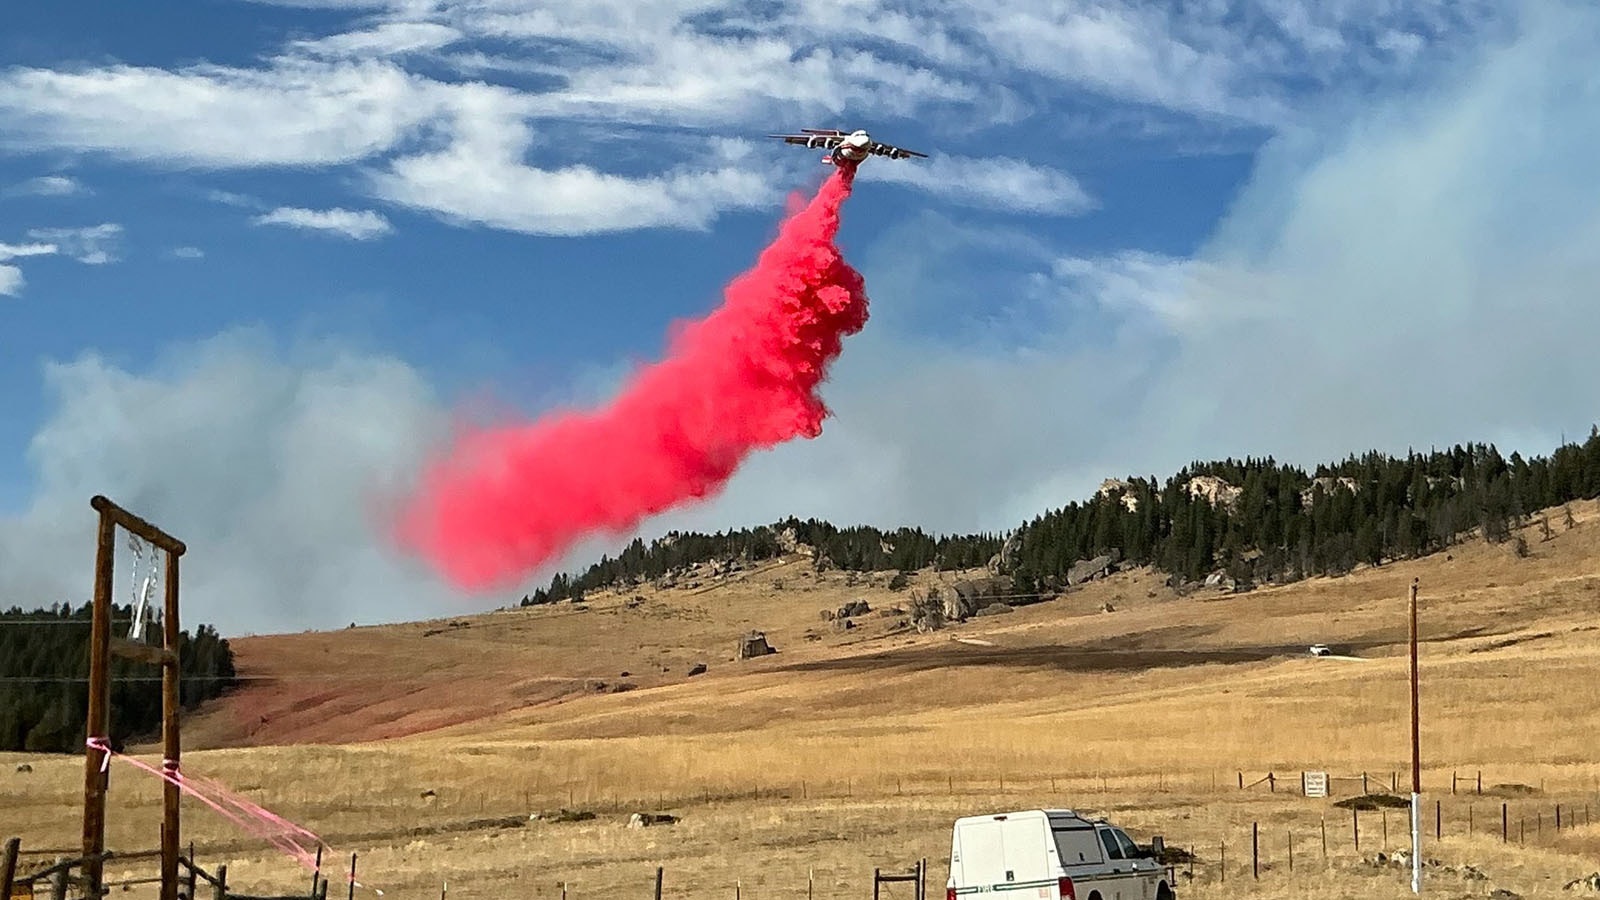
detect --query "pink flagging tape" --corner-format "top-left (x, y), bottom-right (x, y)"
top-left (84, 736), bottom-right (384, 894)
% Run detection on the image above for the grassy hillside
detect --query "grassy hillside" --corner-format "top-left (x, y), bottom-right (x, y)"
top-left (5, 500), bottom-right (1599, 900)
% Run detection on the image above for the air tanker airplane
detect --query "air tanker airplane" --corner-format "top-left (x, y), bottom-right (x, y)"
top-left (769, 128), bottom-right (928, 167)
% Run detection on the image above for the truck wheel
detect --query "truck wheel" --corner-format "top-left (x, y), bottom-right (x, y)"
top-left (1156, 884), bottom-right (1172, 900)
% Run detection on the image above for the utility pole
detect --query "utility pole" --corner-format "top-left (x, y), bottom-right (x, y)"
top-left (1409, 576), bottom-right (1422, 894)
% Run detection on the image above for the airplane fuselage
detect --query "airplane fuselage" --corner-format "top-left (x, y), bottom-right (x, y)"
top-left (771, 126), bottom-right (925, 167)
top-left (824, 130), bottom-right (873, 166)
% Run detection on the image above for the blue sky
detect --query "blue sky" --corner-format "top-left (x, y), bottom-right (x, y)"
top-left (5, 0), bottom-right (1600, 634)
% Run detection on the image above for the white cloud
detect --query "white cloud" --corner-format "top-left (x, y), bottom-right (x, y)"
top-left (206, 189), bottom-right (261, 208)
top-left (252, 206), bottom-right (395, 239)
top-left (290, 22), bottom-right (464, 57)
top-left (859, 154), bottom-right (1096, 215)
top-left (25, 223), bottom-right (123, 264)
top-left (0, 266), bottom-right (24, 296)
top-left (0, 59), bottom-right (446, 167)
top-left (1, 226), bottom-right (124, 292)
top-left (0, 0), bottom-right (1510, 240)
top-left (169, 246), bottom-right (205, 259)
top-left (0, 240), bottom-right (58, 295)
top-left (371, 122), bottom-right (775, 235)
top-left (6, 174), bottom-right (86, 197)
top-left (0, 241), bottom-right (58, 261)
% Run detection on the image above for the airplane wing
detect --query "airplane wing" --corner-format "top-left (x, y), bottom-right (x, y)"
top-left (769, 133), bottom-right (845, 148)
top-left (868, 141), bottom-right (928, 159)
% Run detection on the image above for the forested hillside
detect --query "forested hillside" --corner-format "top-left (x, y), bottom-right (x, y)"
top-left (1013, 433), bottom-right (1600, 588)
top-left (0, 603), bottom-right (237, 752)
top-left (522, 518), bottom-right (1003, 604)
top-left (526, 430), bottom-right (1600, 604)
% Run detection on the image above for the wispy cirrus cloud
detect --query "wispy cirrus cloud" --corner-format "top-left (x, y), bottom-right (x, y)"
top-left (252, 206), bottom-right (395, 239)
top-left (0, 59), bottom-right (446, 167)
top-left (5, 174), bottom-right (87, 197)
top-left (0, 0), bottom-right (1507, 239)
top-left (1, 224), bottom-right (120, 294)
top-left (289, 21), bottom-right (464, 58)
top-left (860, 154), bottom-right (1097, 216)
top-left (24, 224), bottom-right (122, 264)
top-left (0, 240), bottom-right (57, 296)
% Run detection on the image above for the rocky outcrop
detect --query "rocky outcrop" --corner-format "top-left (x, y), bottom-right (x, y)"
top-left (1186, 475), bottom-right (1242, 509)
top-left (1097, 478), bottom-right (1141, 512)
top-left (1067, 551), bottom-right (1120, 585)
top-left (736, 631), bottom-right (776, 660)
top-left (920, 576), bottom-right (1015, 622)
top-left (1302, 476), bottom-right (1359, 506)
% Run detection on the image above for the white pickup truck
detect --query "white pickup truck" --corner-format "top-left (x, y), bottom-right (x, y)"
top-left (946, 809), bottom-right (1173, 900)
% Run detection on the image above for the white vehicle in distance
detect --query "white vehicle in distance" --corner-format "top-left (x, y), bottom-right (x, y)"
top-left (1309, 644), bottom-right (1332, 656)
top-left (946, 809), bottom-right (1174, 900)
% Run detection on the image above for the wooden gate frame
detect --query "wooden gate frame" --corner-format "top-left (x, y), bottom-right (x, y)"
top-left (83, 495), bottom-right (187, 900)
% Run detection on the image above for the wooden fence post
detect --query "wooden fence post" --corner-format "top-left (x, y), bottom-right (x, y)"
top-left (1477, 771), bottom-right (1482, 794)
top-left (1556, 805), bottom-right (1562, 831)
top-left (1502, 803), bottom-right (1508, 843)
top-left (1353, 808), bottom-right (1360, 852)
top-left (656, 866), bottom-right (664, 900)
top-left (1435, 800), bottom-right (1441, 839)
top-left (1452, 772), bottom-right (1457, 794)
top-left (348, 853), bottom-right (357, 900)
top-left (1252, 823), bottom-right (1259, 880)
top-left (50, 856), bottom-right (68, 900)
top-left (1321, 816), bottom-right (1327, 861)
top-left (1288, 832), bottom-right (1294, 873)
top-left (1219, 842), bottom-right (1225, 884)
top-left (874, 868), bottom-right (881, 900)
top-left (1268, 773), bottom-right (1276, 793)
top-left (1382, 809), bottom-right (1389, 849)
top-left (311, 845), bottom-right (322, 898)
top-left (213, 864), bottom-right (228, 900)
top-left (1, 837), bottom-right (19, 900)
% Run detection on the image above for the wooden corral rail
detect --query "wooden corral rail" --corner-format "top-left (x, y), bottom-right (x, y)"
top-left (873, 859), bottom-right (927, 900)
top-left (173, 851), bottom-right (333, 900)
top-left (3, 841), bottom-right (119, 900)
top-left (2, 839), bottom-right (332, 900)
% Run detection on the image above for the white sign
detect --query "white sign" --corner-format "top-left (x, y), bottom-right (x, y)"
top-left (1304, 771), bottom-right (1329, 797)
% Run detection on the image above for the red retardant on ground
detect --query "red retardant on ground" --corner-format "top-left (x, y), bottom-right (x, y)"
top-left (394, 167), bottom-right (869, 590)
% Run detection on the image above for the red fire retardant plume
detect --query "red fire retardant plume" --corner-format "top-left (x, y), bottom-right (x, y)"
top-left (395, 168), bottom-right (869, 590)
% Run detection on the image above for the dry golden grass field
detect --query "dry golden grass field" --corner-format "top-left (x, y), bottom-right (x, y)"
top-left (4, 501), bottom-right (1600, 900)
